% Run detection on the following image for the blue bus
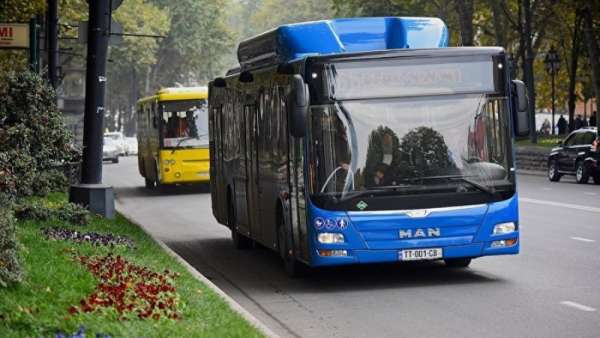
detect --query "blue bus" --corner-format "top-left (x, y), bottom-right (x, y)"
top-left (208, 17), bottom-right (530, 276)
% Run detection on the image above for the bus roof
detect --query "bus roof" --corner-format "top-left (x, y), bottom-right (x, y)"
top-left (237, 17), bottom-right (448, 69)
top-left (137, 86), bottom-right (208, 104)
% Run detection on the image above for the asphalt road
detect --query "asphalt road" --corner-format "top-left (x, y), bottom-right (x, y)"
top-left (104, 157), bottom-right (600, 338)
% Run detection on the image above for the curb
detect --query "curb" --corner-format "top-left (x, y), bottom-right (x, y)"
top-left (119, 213), bottom-right (279, 338)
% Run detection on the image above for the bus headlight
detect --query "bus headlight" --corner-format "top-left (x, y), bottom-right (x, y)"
top-left (163, 159), bottom-right (176, 165)
top-left (493, 222), bottom-right (516, 235)
top-left (317, 233), bottom-right (345, 244)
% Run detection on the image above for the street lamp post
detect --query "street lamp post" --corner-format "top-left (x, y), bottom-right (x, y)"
top-left (544, 46), bottom-right (560, 135)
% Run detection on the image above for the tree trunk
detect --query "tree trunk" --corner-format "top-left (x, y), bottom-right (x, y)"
top-left (523, 0), bottom-right (537, 142)
top-left (488, 0), bottom-right (506, 47)
top-left (582, 4), bottom-right (600, 129)
top-left (456, 0), bottom-right (474, 46)
top-left (567, 11), bottom-right (582, 132)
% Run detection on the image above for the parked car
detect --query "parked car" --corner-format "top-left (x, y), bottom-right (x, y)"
top-left (125, 137), bottom-right (138, 155)
top-left (104, 132), bottom-right (127, 155)
top-left (102, 137), bottom-right (119, 163)
top-left (548, 127), bottom-right (599, 184)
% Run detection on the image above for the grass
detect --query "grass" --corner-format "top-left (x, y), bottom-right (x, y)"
top-left (516, 135), bottom-right (562, 149)
top-left (0, 193), bottom-right (263, 338)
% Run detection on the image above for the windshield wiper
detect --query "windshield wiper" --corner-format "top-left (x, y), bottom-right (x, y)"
top-left (336, 185), bottom-right (415, 203)
top-left (170, 133), bottom-right (208, 153)
top-left (397, 175), bottom-right (495, 196)
top-left (171, 136), bottom-right (194, 153)
top-left (449, 176), bottom-right (495, 196)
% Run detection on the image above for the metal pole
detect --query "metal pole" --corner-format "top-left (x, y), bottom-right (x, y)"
top-left (70, 0), bottom-right (114, 218)
top-left (80, 0), bottom-right (109, 185)
top-left (29, 18), bottom-right (38, 72)
top-left (551, 68), bottom-right (555, 135)
top-left (47, 0), bottom-right (59, 89)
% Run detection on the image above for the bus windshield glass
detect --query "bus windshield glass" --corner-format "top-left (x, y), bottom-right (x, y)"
top-left (308, 93), bottom-right (512, 201)
top-left (160, 99), bottom-right (209, 148)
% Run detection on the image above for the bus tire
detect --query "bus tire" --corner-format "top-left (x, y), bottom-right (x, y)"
top-left (144, 178), bottom-right (154, 189)
top-left (277, 216), bottom-right (307, 278)
top-left (444, 258), bottom-right (472, 268)
top-left (228, 201), bottom-right (252, 249)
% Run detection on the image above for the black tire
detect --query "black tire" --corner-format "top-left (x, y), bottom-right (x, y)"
top-left (575, 161), bottom-right (589, 184)
top-left (144, 178), bottom-right (154, 189)
top-left (593, 175), bottom-right (600, 185)
top-left (547, 160), bottom-right (561, 182)
top-left (228, 202), bottom-right (252, 249)
top-left (277, 217), bottom-right (308, 278)
top-left (112, 157), bottom-right (119, 164)
top-left (444, 258), bottom-right (472, 268)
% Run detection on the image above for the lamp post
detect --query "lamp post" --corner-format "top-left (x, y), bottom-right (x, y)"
top-left (544, 46), bottom-right (560, 135)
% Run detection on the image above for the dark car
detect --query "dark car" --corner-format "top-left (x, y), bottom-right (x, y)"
top-left (548, 127), bottom-right (599, 184)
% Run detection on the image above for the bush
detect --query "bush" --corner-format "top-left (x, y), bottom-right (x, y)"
top-left (54, 202), bottom-right (90, 226)
top-left (0, 194), bottom-right (21, 287)
top-left (0, 71), bottom-right (78, 199)
top-left (14, 199), bottom-right (90, 226)
top-left (32, 169), bottom-right (69, 196)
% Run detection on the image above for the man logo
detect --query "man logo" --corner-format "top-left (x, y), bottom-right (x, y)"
top-left (399, 228), bottom-right (441, 239)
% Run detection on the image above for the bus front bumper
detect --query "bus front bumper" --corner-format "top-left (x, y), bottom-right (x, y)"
top-left (310, 239), bottom-right (519, 267)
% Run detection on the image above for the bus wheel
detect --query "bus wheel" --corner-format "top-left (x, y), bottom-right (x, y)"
top-left (277, 221), bottom-right (307, 278)
top-left (444, 258), bottom-right (472, 268)
top-left (144, 178), bottom-right (154, 189)
top-left (229, 204), bottom-right (252, 249)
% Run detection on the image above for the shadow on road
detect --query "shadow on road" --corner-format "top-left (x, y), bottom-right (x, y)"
top-left (168, 237), bottom-right (504, 295)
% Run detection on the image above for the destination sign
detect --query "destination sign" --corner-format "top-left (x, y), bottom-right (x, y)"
top-left (329, 57), bottom-right (496, 100)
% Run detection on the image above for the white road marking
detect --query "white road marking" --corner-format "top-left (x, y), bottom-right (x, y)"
top-left (583, 192), bottom-right (597, 196)
top-left (520, 197), bottom-right (600, 214)
top-left (570, 237), bottom-right (596, 243)
top-left (560, 301), bottom-right (597, 312)
top-left (542, 187), bottom-right (552, 191)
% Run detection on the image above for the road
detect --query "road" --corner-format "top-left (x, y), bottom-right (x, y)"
top-left (104, 157), bottom-right (600, 338)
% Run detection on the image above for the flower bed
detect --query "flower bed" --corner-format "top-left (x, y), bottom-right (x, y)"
top-left (69, 254), bottom-right (181, 321)
top-left (43, 228), bottom-right (134, 248)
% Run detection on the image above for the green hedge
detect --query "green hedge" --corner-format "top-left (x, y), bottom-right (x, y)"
top-left (0, 71), bottom-right (81, 287)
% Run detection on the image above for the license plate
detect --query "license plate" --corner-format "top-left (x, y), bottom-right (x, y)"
top-left (399, 248), bottom-right (443, 261)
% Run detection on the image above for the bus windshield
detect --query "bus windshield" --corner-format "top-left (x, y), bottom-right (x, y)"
top-left (308, 93), bottom-right (513, 201)
top-left (160, 99), bottom-right (209, 148)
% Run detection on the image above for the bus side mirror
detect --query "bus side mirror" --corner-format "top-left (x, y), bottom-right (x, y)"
top-left (512, 80), bottom-right (530, 137)
top-left (213, 77), bottom-right (226, 88)
top-left (290, 74), bottom-right (309, 138)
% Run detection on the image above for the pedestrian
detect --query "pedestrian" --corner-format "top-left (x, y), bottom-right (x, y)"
top-left (590, 111), bottom-right (597, 128)
top-left (574, 114), bottom-right (584, 130)
top-left (557, 114), bottom-right (567, 135)
top-left (541, 118), bottom-right (551, 135)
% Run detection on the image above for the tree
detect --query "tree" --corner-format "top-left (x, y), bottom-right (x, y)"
top-left (105, 0), bottom-right (170, 134)
top-left (455, 0), bottom-right (474, 46)
top-left (582, 1), bottom-right (600, 129)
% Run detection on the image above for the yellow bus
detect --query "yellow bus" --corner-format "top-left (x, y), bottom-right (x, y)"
top-left (136, 87), bottom-right (210, 189)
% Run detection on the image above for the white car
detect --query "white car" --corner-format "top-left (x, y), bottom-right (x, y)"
top-left (102, 138), bottom-right (119, 163)
top-left (104, 132), bottom-right (127, 155)
top-left (125, 137), bottom-right (138, 155)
